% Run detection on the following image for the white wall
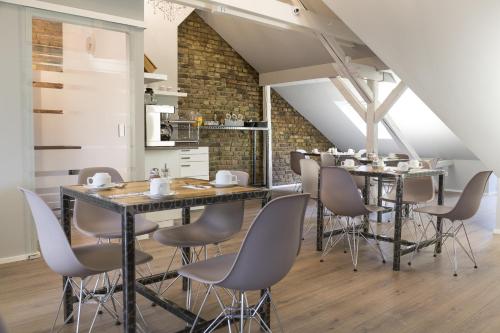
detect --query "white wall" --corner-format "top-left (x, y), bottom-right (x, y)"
top-left (445, 160), bottom-right (497, 194)
top-left (144, 1), bottom-right (193, 91)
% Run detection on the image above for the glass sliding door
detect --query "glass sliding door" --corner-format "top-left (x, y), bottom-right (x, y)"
top-left (32, 18), bottom-right (131, 213)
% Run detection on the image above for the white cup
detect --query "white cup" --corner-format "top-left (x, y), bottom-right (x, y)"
top-left (150, 178), bottom-right (170, 196)
top-left (341, 159), bottom-right (355, 168)
top-left (312, 148), bottom-right (320, 154)
top-left (409, 160), bottom-right (422, 168)
top-left (397, 162), bottom-right (409, 172)
top-left (388, 153), bottom-right (397, 159)
top-left (87, 173), bottom-right (111, 187)
top-left (216, 170), bottom-right (237, 185)
top-left (347, 148), bottom-right (355, 154)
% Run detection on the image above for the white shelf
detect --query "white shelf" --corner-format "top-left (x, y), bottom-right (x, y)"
top-left (155, 91), bottom-right (188, 97)
top-left (144, 73), bottom-right (168, 84)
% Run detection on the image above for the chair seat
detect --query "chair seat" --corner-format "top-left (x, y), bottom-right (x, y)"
top-left (74, 215), bottom-right (158, 239)
top-left (72, 243), bottom-right (153, 277)
top-left (153, 223), bottom-right (236, 247)
top-left (414, 205), bottom-right (454, 217)
top-left (178, 253), bottom-right (236, 285)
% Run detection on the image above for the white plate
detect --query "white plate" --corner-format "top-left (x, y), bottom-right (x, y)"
top-left (409, 165), bottom-right (423, 169)
top-left (209, 180), bottom-right (238, 188)
top-left (340, 165), bottom-right (357, 170)
top-left (83, 183), bottom-right (120, 191)
top-left (143, 191), bottom-right (175, 200)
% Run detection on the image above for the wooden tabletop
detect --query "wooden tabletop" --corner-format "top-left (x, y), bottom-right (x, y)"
top-left (61, 178), bottom-right (270, 212)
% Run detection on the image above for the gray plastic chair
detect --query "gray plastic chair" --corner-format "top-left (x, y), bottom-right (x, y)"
top-left (153, 170), bottom-right (248, 300)
top-left (179, 193), bottom-right (310, 333)
top-left (19, 188), bottom-right (152, 332)
top-left (290, 151), bottom-right (306, 191)
top-left (300, 159), bottom-right (319, 239)
top-left (320, 167), bottom-right (385, 271)
top-left (320, 153), bottom-right (336, 167)
top-left (74, 167), bottom-right (158, 239)
top-left (410, 171), bottom-right (492, 275)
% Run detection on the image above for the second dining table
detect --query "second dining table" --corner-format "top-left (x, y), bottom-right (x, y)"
top-left (316, 165), bottom-right (446, 271)
top-left (60, 178), bottom-right (271, 333)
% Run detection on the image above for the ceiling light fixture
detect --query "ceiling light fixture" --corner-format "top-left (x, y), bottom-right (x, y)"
top-left (147, 0), bottom-right (187, 22)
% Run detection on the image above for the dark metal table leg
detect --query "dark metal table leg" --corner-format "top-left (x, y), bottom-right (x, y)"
top-left (363, 175), bottom-right (370, 232)
top-left (377, 177), bottom-right (383, 222)
top-left (182, 207), bottom-right (191, 291)
top-left (260, 196), bottom-right (271, 329)
top-left (317, 169), bottom-right (324, 251)
top-left (260, 288), bottom-right (271, 331)
top-left (61, 193), bottom-right (74, 323)
top-left (121, 209), bottom-right (136, 332)
top-left (393, 176), bottom-right (403, 271)
top-left (435, 174), bottom-right (445, 254)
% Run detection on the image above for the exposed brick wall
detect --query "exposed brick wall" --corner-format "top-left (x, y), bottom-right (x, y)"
top-left (178, 12), bottom-right (332, 185)
top-left (271, 91), bottom-right (332, 185)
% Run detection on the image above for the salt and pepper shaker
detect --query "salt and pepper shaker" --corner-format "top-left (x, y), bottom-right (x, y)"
top-left (161, 163), bottom-right (169, 178)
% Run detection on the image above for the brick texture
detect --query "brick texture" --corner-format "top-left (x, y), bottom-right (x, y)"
top-left (178, 13), bottom-right (332, 185)
top-left (32, 19), bottom-right (63, 72)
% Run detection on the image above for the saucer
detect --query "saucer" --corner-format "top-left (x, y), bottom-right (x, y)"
top-left (341, 165), bottom-right (356, 170)
top-left (209, 180), bottom-right (238, 188)
top-left (143, 191), bottom-right (175, 199)
top-left (84, 183), bottom-right (119, 191)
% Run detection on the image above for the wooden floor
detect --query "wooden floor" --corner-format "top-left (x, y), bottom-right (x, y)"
top-left (1, 190), bottom-right (500, 333)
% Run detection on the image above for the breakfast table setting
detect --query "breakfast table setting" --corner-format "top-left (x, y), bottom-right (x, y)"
top-left (59, 170), bottom-right (271, 333)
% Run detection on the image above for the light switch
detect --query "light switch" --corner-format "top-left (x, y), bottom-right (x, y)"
top-left (118, 123), bottom-right (126, 137)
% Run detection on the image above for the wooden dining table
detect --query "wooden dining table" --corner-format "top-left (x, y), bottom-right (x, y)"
top-left (60, 178), bottom-right (271, 333)
top-left (316, 165), bottom-right (446, 271)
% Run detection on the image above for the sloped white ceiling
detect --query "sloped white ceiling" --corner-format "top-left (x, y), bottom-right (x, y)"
top-left (324, 0), bottom-right (500, 171)
top-left (196, 6), bottom-right (476, 160)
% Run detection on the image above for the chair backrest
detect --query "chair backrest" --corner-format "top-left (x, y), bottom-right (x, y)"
top-left (320, 167), bottom-right (368, 217)
top-left (19, 188), bottom-right (83, 277)
top-left (197, 200), bottom-right (245, 237)
top-left (229, 170), bottom-right (249, 186)
top-left (290, 151), bottom-right (305, 175)
top-left (320, 153), bottom-right (337, 167)
top-left (74, 167), bottom-right (124, 232)
top-left (219, 194), bottom-right (309, 291)
top-left (446, 171), bottom-right (492, 221)
top-left (300, 159), bottom-right (320, 199)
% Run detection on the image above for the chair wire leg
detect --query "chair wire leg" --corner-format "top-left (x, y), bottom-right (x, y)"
top-left (240, 292), bottom-right (245, 333)
top-left (452, 223), bottom-right (459, 276)
top-left (76, 279), bottom-right (85, 333)
top-left (268, 289), bottom-right (285, 333)
top-left (51, 278), bottom-right (70, 333)
top-left (460, 221), bottom-right (478, 268)
top-left (188, 285), bottom-right (212, 333)
top-left (367, 222), bottom-right (386, 263)
top-left (156, 247), bottom-right (179, 297)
